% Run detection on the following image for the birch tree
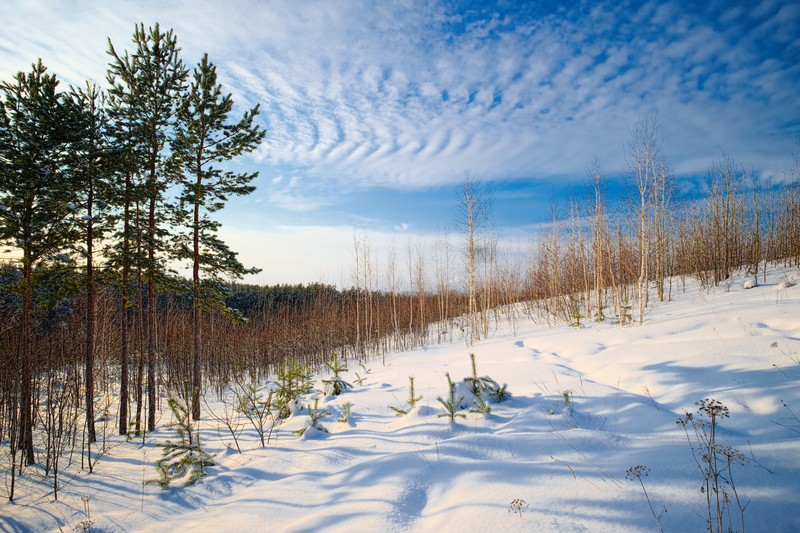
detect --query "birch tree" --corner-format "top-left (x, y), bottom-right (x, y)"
top-left (625, 116), bottom-right (661, 324)
top-left (588, 157), bottom-right (607, 321)
top-left (454, 172), bottom-right (486, 344)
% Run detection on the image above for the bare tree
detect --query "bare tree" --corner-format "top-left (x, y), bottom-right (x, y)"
top-left (588, 157), bottom-right (608, 321)
top-left (352, 231), bottom-right (363, 354)
top-left (413, 237), bottom-right (426, 340)
top-left (706, 153), bottom-right (745, 284)
top-left (433, 231), bottom-right (453, 341)
top-left (386, 240), bottom-right (400, 352)
top-left (651, 155), bottom-right (674, 301)
top-left (480, 185), bottom-right (496, 337)
top-left (406, 237), bottom-right (415, 336)
top-left (626, 115), bottom-right (662, 323)
top-left (454, 172), bottom-right (486, 345)
top-left (749, 173), bottom-right (762, 285)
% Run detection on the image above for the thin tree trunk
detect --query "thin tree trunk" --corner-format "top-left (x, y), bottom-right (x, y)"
top-left (147, 161), bottom-right (157, 432)
top-left (119, 171), bottom-right (131, 435)
top-left (192, 173), bottom-right (202, 421)
top-left (134, 201), bottom-right (144, 435)
top-left (19, 252), bottom-right (35, 465)
top-left (85, 181), bottom-right (96, 444)
top-left (638, 197), bottom-right (647, 325)
top-left (469, 201), bottom-right (477, 344)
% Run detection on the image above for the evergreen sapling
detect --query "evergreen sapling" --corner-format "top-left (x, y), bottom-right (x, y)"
top-left (294, 398), bottom-right (332, 436)
top-left (389, 376), bottom-right (424, 416)
top-left (322, 352), bottom-right (352, 396)
top-left (463, 353), bottom-right (510, 404)
top-left (437, 373), bottom-right (466, 422)
top-left (149, 394), bottom-right (214, 487)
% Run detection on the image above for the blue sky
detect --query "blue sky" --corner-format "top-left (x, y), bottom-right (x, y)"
top-left (3, 0), bottom-right (799, 285)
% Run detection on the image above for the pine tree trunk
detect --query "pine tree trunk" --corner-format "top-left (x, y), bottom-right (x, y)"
top-left (120, 283), bottom-right (129, 435)
top-left (19, 252), bottom-right (35, 465)
top-left (147, 171), bottom-right (157, 432)
top-left (119, 172), bottom-right (131, 435)
top-left (192, 187), bottom-right (202, 421)
top-left (135, 288), bottom-right (144, 435)
top-left (135, 218), bottom-right (145, 435)
top-left (86, 184), bottom-right (97, 444)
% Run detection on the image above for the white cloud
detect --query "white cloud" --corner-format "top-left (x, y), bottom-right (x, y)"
top-left (4, 1), bottom-right (793, 191)
top-left (3, 0), bottom-right (798, 276)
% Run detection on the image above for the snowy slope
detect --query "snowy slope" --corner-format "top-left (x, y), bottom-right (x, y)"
top-left (4, 267), bottom-right (800, 532)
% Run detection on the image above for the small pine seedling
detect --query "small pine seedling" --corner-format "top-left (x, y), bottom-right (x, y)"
top-left (294, 397), bottom-right (332, 436)
top-left (561, 389), bottom-right (573, 415)
top-left (490, 382), bottom-right (510, 402)
top-left (353, 364), bottom-right (371, 386)
top-left (276, 360), bottom-right (313, 418)
top-left (594, 303), bottom-right (607, 322)
top-left (437, 373), bottom-right (466, 422)
top-left (323, 353), bottom-right (353, 396)
top-left (470, 394), bottom-right (491, 415)
top-left (570, 309), bottom-right (584, 328)
top-left (465, 353), bottom-right (481, 396)
top-left (149, 395), bottom-right (214, 487)
top-left (338, 402), bottom-right (352, 423)
top-left (389, 376), bottom-right (424, 416)
top-left (407, 376), bottom-right (423, 408)
top-left (462, 353), bottom-right (510, 403)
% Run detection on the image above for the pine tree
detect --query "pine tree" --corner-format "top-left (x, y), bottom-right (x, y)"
top-left (0, 60), bottom-right (75, 465)
top-left (105, 63), bottom-right (149, 435)
top-left (105, 68), bottom-right (147, 436)
top-left (107, 23), bottom-right (188, 431)
top-left (66, 82), bottom-right (115, 447)
top-left (172, 53), bottom-right (264, 420)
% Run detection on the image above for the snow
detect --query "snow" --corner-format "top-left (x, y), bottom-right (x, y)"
top-left (4, 267), bottom-right (800, 532)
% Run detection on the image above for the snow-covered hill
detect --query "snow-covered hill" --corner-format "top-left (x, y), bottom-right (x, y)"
top-left (5, 267), bottom-right (800, 532)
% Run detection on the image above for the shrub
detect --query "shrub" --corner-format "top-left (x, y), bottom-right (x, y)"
top-left (233, 377), bottom-right (277, 448)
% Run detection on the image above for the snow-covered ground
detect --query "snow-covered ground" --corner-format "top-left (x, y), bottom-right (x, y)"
top-left (4, 267), bottom-right (800, 532)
